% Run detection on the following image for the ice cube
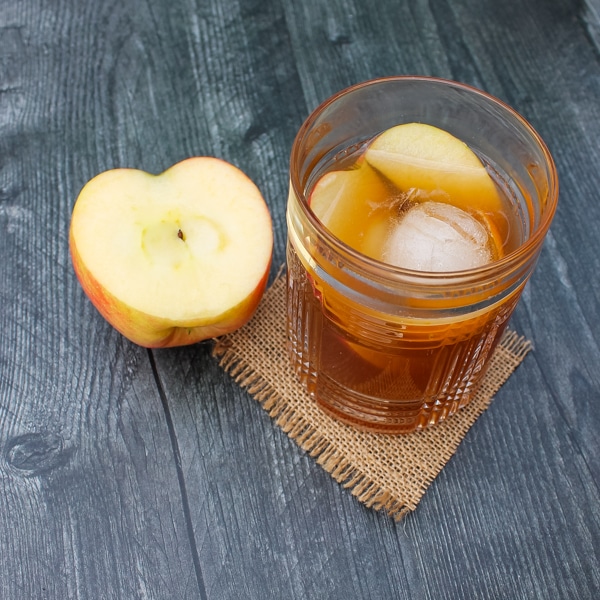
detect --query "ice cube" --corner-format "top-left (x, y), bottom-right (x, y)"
top-left (383, 201), bottom-right (493, 272)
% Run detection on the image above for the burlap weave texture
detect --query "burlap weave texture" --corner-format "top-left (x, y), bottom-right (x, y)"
top-left (213, 274), bottom-right (531, 520)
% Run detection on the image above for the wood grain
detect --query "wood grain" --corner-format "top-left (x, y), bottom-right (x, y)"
top-left (0, 0), bottom-right (598, 598)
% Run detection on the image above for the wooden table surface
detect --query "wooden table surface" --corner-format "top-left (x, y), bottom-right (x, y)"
top-left (1, 0), bottom-right (599, 598)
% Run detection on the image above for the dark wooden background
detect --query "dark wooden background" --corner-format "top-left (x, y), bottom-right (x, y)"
top-left (1, 0), bottom-right (599, 598)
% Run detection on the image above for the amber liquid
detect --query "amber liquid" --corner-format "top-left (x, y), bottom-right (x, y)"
top-left (287, 140), bottom-right (527, 433)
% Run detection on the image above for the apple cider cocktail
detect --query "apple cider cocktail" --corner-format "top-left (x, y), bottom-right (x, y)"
top-left (286, 77), bottom-right (558, 434)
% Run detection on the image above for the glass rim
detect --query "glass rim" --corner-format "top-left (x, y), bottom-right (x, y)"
top-left (289, 75), bottom-right (559, 282)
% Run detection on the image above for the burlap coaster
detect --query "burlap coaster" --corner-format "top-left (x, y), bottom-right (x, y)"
top-left (213, 273), bottom-right (531, 520)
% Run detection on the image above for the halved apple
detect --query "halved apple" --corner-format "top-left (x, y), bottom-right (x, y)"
top-left (365, 122), bottom-right (502, 213)
top-left (69, 157), bottom-right (273, 348)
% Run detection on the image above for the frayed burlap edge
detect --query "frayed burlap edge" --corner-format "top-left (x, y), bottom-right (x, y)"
top-left (213, 274), bottom-right (531, 520)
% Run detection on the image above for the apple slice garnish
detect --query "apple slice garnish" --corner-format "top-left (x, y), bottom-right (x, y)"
top-left (69, 157), bottom-right (273, 348)
top-left (308, 160), bottom-right (390, 259)
top-left (365, 122), bottom-right (502, 213)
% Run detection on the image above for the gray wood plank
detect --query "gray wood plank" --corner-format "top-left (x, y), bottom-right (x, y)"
top-left (0, 0), bottom-right (599, 598)
top-left (0, 1), bottom-right (204, 598)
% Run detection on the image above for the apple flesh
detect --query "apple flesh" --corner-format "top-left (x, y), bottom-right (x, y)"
top-left (69, 157), bottom-right (273, 348)
top-left (308, 159), bottom-right (390, 259)
top-left (365, 122), bottom-right (502, 213)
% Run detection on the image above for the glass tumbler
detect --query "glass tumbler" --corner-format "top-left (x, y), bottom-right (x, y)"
top-left (286, 76), bottom-right (558, 434)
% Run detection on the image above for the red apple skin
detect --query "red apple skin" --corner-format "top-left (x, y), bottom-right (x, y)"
top-left (69, 157), bottom-right (273, 348)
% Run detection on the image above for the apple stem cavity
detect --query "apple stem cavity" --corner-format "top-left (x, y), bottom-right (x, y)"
top-left (177, 228), bottom-right (185, 241)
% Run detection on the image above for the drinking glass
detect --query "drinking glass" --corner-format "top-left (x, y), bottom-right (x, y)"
top-left (286, 76), bottom-right (558, 433)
